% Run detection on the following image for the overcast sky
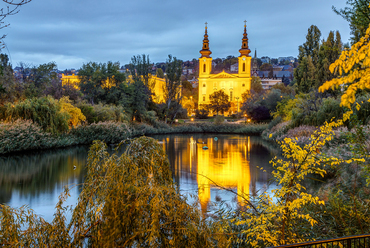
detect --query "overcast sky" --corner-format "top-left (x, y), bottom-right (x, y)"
top-left (2, 0), bottom-right (351, 70)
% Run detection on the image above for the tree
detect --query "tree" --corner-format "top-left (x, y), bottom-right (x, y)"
top-left (260, 63), bottom-right (272, 71)
top-left (129, 54), bottom-right (153, 90)
top-left (78, 61), bottom-right (125, 104)
top-left (0, 137), bottom-right (217, 247)
top-left (250, 105), bottom-right (271, 121)
top-left (0, 53), bottom-right (18, 104)
top-left (17, 62), bottom-right (59, 98)
top-left (251, 76), bottom-right (263, 94)
top-left (319, 23), bottom-right (370, 120)
top-left (125, 79), bottom-right (150, 121)
top-left (316, 31), bottom-right (343, 88)
top-left (156, 68), bottom-right (164, 78)
top-left (333, 0), bottom-right (370, 43)
top-left (294, 25), bottom-right (322, 93)
top-left (268, 67), bottom-right (274, 79)
top-left (209, 90), bottom-right (231, 115)
top-left (163, 54), bottom-right (183, 122)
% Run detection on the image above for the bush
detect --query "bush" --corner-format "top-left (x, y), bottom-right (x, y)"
top-left (76, 101), bottom-right (129, 124)
top-left (0, 120), bottom-right (76, 154)
top-left (0, 96), bottom-right (69, 134)
top-left (214, 115), bottom-right (225, 125)
top-left (195, 109), bottom-right (209, 119)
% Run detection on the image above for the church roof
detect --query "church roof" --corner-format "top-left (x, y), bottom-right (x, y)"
top-left (209, 71), bottom-right (238, 79)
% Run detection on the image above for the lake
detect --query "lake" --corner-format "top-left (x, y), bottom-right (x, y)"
top-left (0, 134), bottom-right (277, 221)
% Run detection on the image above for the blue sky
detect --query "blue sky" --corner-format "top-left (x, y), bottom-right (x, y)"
top-left (3, 0), bottom-right (351, 70)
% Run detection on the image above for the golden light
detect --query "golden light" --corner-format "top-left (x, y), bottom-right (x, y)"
top-left (191, 118), bottom-right (194, 121)
top-left (247, 118), bottom-right (251, 122)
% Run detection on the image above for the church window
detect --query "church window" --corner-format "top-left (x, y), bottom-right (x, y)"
top-left (242, 84), bottom-right (245, 87)
top-left (203, 64), bottom-right (206, 73)
top-left (243, 63), bottom-right (245, 72)
top-left (230, 91), bottom-right (233, 101)
top-left (203, 84), bottom-right (206, 87)
top-left (203, 96), bottom-right (206, 101)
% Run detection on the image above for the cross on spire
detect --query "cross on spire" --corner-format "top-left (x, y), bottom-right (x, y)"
top-left (205, 22), bottom-right (208, 28)
top-left (244, 20), bottom-right (247, 27)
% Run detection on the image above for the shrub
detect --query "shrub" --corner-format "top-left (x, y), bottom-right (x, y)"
top-left (195, 109), bottom-right (209, 119)
top-left (58, 96), bottom-right (86, 127)
top-left (214, 115), bottom-right (225, 125)
top-left (0, 96), bottom-right (69, 134)
top-left (76, 101), bottom-right (129, 124)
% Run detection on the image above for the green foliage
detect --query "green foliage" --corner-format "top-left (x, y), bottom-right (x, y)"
top-left (0, 96), bottom-right (69, 134)
top-left (163, 55), bottom-right (183, 122)
top-left (78, 61), bottom-right (125, 104)
top-left (76, 101), bottom-right (129, 124)
top-left (251, 76), bottom-right (263, 94)
top-left (22, 62), bottom-right (59, 99)
top-left (195, 108), bottom-right (209, 119)
top-left (294, 26), bottom-right (342, 93)
top-left (0, 54), bottom-right (17, 105)
top-left (288, 92), bottom-right (343, 127)
top-left (214, 115), bottom-right (225, 124)
top-left (155, 68), bottom-right (164, 78)
top-left (129, 54), bottom-right (152, 89)
top-left (333, 0), bottom-right (370, 43)
top-left (273, 97), bottom-right (296, 121)
top-left (127, 79), bottom-right (151, 121)
top-left (209, 90), bottom-right (231, 115)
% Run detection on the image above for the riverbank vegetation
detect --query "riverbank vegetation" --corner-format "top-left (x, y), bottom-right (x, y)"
top-left (2, 1), bottom-right (370, 247)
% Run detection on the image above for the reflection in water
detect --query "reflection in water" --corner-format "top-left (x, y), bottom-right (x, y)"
top-left (0, 147), bottom-right (88, 221)
top-left (0, 134), bottom-right (275, 219)
top-left (153, 134), bottom-right (275, 213)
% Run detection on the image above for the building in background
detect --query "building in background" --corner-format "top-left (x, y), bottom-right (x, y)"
top-left (198, 22), bottom-right (252, 114)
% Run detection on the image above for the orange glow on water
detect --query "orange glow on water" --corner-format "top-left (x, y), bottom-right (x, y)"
top-left (196, 137), bottom-right (250, 212)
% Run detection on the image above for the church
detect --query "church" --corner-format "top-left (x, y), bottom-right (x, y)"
top-left (198, 22), bottom-right (252, 114)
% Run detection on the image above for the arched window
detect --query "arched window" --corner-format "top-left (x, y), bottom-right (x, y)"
top-left (243, 63), bottom-right (245, 72)
top-left (242, 84), bottom-right (245, 87)
top-left (203, 96), bottom-right (206, 101)
top-left (203, 84), bottom-right (206, 87)
top-left (230, 91), bottom-right (233, 101)
top-left (203, 64), bottom-right (206, 73)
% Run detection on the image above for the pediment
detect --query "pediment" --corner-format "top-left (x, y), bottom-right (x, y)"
top-left (209, 71), bottom-right (238, 79)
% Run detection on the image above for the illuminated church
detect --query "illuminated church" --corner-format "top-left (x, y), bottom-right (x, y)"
top-left (198, 22), bottom-right (252, 114)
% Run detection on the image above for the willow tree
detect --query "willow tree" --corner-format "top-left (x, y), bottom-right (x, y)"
top-left (0, 137), bottom-right (219, 247)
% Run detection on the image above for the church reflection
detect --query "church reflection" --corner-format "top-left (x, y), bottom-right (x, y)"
top-left (158, 134), bottom-right (274, 213)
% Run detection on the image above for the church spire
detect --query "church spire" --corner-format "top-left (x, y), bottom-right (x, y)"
top-left (200, 22), bottom-right (212, 58)
top-left (239, 20), bottom-right (251, 57)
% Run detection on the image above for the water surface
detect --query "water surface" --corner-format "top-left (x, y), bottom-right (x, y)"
top-left (0, 134), bottom-right (277, 220)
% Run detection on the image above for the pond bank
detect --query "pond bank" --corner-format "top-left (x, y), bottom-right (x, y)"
top-left (0, 119), bottom-right (268, 155)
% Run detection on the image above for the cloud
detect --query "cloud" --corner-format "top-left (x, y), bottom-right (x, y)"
top-left (3, 0), bottom-right (351, 69)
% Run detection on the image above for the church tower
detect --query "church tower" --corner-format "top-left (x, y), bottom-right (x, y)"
top-left (238, 21), bottom-right (251, 77)
top-left (199, 22), bottom-right (212, 78)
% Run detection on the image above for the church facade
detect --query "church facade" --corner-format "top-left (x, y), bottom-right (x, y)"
top-left (198, 23), bottom-right (252, 114)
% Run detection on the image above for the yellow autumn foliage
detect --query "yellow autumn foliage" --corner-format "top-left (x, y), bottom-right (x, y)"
top-left (58, 96), bottom-right (86, 127)
top-left (319, 20), bottom-right (370, 120)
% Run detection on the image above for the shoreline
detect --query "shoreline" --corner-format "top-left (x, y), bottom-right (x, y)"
top-left (0, 120), bottom-right (268, 155)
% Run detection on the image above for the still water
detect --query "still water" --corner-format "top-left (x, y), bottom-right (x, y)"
top-left (0, 134), bottom-right (277, 221)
